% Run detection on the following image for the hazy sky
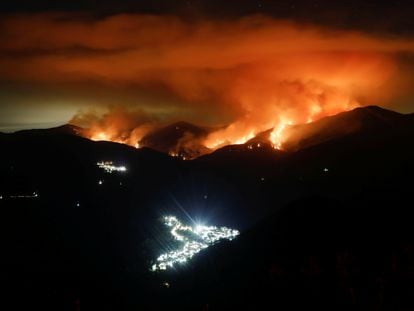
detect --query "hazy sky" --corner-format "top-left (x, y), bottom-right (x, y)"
top-left (1, 1), bottom-right (414, 131)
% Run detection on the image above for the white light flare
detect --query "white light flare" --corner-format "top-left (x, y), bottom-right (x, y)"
top-left (151, 216), bottom-right (239, 271)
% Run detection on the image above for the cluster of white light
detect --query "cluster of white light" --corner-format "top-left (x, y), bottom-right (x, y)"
top-left (9, 192), bottom-right (39, 199)
top-left (96, 161), bottom-right (127, 173)
top-left (151, 216), bottom-right (239, 271)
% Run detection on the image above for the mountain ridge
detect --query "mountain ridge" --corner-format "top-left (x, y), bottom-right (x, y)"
top-left (2, 105), bottom-right (413, 160)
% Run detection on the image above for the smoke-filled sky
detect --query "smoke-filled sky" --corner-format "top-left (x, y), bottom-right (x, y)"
top-left (1, 1), bottom-right (414, 134)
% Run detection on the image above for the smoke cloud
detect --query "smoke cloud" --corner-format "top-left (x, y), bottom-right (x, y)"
top-left (1, 13), bottom-right (414, 151)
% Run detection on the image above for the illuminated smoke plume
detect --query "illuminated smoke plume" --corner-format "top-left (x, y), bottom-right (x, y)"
top-left (2, 14), bottom-right (414, 152)
top-left (70, 107), bottom-right (155, 147)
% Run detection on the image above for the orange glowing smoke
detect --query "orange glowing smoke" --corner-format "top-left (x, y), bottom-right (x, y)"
top-left (202, 52), bottom-right (394, 150)
top-left (2, 14), bottom-right (414, 152)
top-left (70, 107), bottom-right (154, 148)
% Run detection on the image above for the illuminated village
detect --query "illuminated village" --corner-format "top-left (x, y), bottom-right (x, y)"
top-left (151, 216), bottom-right (239, 271)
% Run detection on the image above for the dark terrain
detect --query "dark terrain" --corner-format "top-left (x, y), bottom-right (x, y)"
top-left (1, 106), bottom-right (414, 310)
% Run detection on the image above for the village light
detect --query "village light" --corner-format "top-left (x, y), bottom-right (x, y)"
top-left (151, 216), bottom-right (239, 271)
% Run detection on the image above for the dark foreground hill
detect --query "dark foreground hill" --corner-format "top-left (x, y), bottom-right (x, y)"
top-left (1, 106), bottom-right (414, 310)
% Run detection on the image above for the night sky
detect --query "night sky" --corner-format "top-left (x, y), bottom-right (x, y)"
top-left (1, 0), bottom-right (414, 132)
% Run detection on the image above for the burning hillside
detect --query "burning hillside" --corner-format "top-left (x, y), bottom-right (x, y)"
top-left (75, 102), bottom-right (361, 158)
top-left (73, 105), bottom-right (414, 160)
top-left (54, 15), bottom-right (414, 157)
top-left (74, 105), bottom-right (355, 158)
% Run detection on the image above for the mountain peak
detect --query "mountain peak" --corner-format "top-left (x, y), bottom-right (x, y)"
top-left (12, 124), bottom-right (84, 136)
top-left (281, 105), bottom-right (409, 151)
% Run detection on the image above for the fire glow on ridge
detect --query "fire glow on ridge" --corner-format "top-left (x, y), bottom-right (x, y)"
top-left (151, 216), bottom-right (239, 271)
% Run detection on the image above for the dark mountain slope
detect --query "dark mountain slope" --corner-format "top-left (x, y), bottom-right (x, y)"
top-left (1, 105), bottom-right (414, 309)
top-left (139, 121), bottom-right (212, 158)
top-left (282, 105), bottom-right (410, 151)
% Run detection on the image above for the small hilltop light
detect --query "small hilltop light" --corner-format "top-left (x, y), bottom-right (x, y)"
top-left (98, 180), bottom-right (103, 185)
top-left (151, 216), bottom-right (239, 271)
top-left (324, 167), bottom-right (329, 172)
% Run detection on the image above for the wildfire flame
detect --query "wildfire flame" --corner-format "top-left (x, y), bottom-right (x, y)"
top-left (61, 15), bottom-right (406, 155)
top-left (73, 107), bottom-right (154, 148)
top-left (89, 130), bottom-right (144, 148)
top-left (270, 121), bottom-right (291, 150)
top-left (82, 99), bottom-right (357, 154)
top-left (202, 98), bottom-right (358, 151)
